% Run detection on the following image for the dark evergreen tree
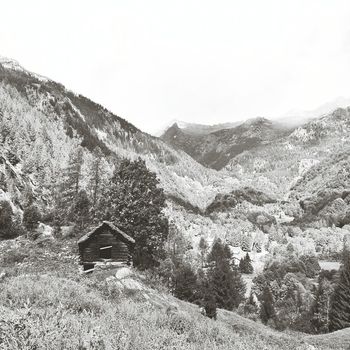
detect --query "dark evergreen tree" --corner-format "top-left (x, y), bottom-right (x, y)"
top-left (0, 200), bottom-right (23, 240)
top-left (0, 200), bottom-right (16, 239)
top-left (203, 283), bottom-right (217, 320)
top-left (239, 253), bottom-right (254, 274)
top-left (260, 285), bottom-right (276, 325)
top-left (72, 189), bottom-right (90, 231)
top-left (174, 263), bottom-right (198, 303)
top-left (310, 276), bottom-right (333, 333)
top-left (90, 146), bottom-right (103, 211)
top-left (99, 157), bottom-right (168, 268)
top-left (55, 146), bottom-right (84, 225)
top-left (23, 204), bottom-right (41, 233)
top-left (207, 239), bottom-right (246, 310)
top-left (329, 250), bottom-right (350, 331)
top-left (207, 238), bottom-right (231, 266)
top-left (65, 146), bottom-right (84, 196)
top-left (231, 266), bottom-right (247, 306)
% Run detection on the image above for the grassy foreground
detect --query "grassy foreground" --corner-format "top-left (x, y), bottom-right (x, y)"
top-left (0, 238), bottom-right (349, 350)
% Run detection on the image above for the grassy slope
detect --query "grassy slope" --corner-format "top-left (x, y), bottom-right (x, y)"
top-left (0, 238), bottom-right (349, 350)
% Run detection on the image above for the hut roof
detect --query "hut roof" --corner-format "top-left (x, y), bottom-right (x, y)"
top-left (77, 221), bottom-right (135, 245)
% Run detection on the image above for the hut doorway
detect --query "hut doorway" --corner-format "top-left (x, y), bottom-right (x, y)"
top-left (100, 245), bottom-right (112, 259)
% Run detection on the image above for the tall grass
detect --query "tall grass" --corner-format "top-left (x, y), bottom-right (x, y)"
top-left (0, 239), bottom-right (345, 349)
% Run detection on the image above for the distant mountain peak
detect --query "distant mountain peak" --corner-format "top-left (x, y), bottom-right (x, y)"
top-left (242, 117), bottom-right (271, 126)
top-left (0, 56), bottom-right (22, 70)
top-left (0, 55), bottom-right (49, 81)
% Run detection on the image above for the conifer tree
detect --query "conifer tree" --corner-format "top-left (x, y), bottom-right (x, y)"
top-left (207, 239), bottom-right (246, 310)
top-left (239, 253), bottom-right (254, 274)
top-left (310, 276), bottom-right (333, 333)
top-left (203, 281), bottom-right (217, 320)
top-left (65, 146), bottom-right (84, 196)
top-left (207, 238), bottom-right (231, 266)
top-left (55, 146), bottom-right (84, 225)
top-left (90, 147), bottom-right (104, 210)
top-left (23, 204), bottom-right (41, 233)
top-left (260, 285), bottom-right (276, 325)
top-left (0, 200), bottom-right (16, 239)
top-left (99, 157), bottom-right (168, 268)
top-left (329, 250), bottom-right (350, 331)
top-left (72, 189), bottom-right (90, 231)
top-left (174, 263), bottom-right (198, 303)
top-left (231, 266), bottom-right (247, 306)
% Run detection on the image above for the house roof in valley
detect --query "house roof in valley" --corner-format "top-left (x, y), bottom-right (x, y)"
top-left (77, 221), bottom-right (135, 245)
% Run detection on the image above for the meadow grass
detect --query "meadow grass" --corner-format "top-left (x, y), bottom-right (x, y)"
top-left (0, 239), bottom-right (348, 350)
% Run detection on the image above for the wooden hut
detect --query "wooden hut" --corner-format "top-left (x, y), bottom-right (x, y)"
top-left (78, 221), bottom-right (135, 271)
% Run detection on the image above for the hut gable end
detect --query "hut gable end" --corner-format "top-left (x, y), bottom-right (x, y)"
top-left (78, 221), bottom-right (135, 269)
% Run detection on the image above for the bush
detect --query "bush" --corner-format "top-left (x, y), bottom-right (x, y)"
top-left (23, 205), bottom-right (42, 233)
top-left (0, 200), bottom-right (23, 240)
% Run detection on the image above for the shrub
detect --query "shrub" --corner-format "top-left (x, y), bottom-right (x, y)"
top-left (0, 200), bottom-right (23, 239)
top-left (23, 205), bottom-right (42, 233)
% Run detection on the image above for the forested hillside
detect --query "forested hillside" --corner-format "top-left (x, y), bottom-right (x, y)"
top-left (0, 57), bottom-right (239, 213)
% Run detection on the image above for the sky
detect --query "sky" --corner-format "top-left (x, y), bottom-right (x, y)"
top-left (1, 0), bottom-right (350, 134)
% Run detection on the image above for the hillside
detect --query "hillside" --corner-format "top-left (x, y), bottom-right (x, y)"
top-left (0, 57), bottom-right (238, 210)
top-left (0, 237), bottom-right (348, 350)
top-left (225, 107), bottom-right (350, 198)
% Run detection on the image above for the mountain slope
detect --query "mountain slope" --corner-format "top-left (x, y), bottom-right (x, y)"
top-left (161, 118), bottom-right (293, 170)
top-left (224, 107), bottom-right (350, 198)
top-left (0, 57), bottom-right (237, 210)
top-left (157, 119), bottom-right (242, 136)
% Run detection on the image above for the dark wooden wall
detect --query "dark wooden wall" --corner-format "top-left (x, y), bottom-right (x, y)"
top-left (80, 226), bottom-right (132, 263)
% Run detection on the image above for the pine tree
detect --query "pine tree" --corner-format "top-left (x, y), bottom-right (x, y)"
top-left (72, 190), bottom-right (90, 232)
top-left (239, 253), bottom-right (254, 274)
top-left (174, 263), bottom-right (198, 303)
top-left (23, 205), bottom-right (41, 233)
top-left (55, 146), bottom-right (84, 225)
top-left (231, 266), bottom-right (247, 307)
top-left (329, 250), bottom-right (350, 331)
top-left (99, 157), bottom-right (168, 268)
top-left (207, 239), bottom-right (246, 310)
top-left (207, 238), bottom-right (231, 266)
top-left (260, 286), bottom-right (276, 325)
top-left (310, 276), bottom-right (333, 333)
top-left (0, 200), bottom-right (16, 239)
top-left (203, 281), bottom-right (217, 320)
top-left (90, 147), bottom-right (104, 211)
top-left (66, 146), bottom-right (84, 196)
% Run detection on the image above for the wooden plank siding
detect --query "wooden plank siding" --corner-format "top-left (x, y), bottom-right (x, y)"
top-left (78, 222), bottom-right (134, 266)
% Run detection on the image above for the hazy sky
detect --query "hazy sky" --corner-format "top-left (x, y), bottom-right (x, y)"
top-left (1, 0), bottom-right (350, 134)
